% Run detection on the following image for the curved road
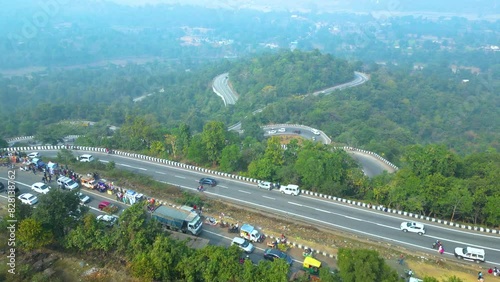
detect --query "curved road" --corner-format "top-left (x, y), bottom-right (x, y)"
top-left (212, 73), bottom-right (238, 106)
top-left (213, 71), bottom-right (394, 176)
top-left (21, 150), bottom-right (500, 266)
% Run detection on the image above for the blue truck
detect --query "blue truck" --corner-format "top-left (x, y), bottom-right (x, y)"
top-left (152, 205), bottom-right (203, 236)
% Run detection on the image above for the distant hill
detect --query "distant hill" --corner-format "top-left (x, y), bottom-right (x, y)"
top-left (110, 0), bottom-right (500, 17)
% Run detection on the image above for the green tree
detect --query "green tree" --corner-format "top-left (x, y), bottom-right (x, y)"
top-left (264, 136), bottom-right (285, 166)
top-left (201, 121), bottom-right (227, 165)
top-left (337, 248), bottom-right (398, 282)
top-left (175, 123), bottom-right (192, 157)
top-left (220, 144), bottom-right (242, 173)
top-left (32, 189), bottom-right (81, 240)
top-left (17, 218), bottom-right (53, 251)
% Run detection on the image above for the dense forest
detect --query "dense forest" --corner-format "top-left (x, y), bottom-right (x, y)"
top-left (3, 49), bottom-right (500, 226)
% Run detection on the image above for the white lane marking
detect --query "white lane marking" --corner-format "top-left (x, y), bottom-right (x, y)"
top-left (314, 208), bottom-right (331, 214)
top-left (344, 215), bottom-right (363, 221)
top-left (288, 201), bottom-right (304, 207)
top-left (219, 185), bottom-right (228, 189)
top-left (100, 160), bottom-right (109, 163)
top-left (238, 190), bottom-right (251, 194)
top-left (174, 175), bottom-right (186, 179)
top-left (118, 164), bottom-right (146, 170)
top-left (155, 171), bottom-right (166, 175)
top-left (262, 196), bottom-right (275, 200)
top-left (301, 195), bottom-right (500, 239)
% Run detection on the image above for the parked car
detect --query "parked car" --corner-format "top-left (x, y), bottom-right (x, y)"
top-left (27, 152), bottom-right (40, 158)
top-left (454, 246), bottom-right (485, 263)
top-left (231, 237), bottom-right (255, 253)
top-left (278, 128), bottom-right (286, 133)
top-left (0, 182), bottom-right (19, 194)
top-left (77, 154), bottom-right (95, 162)
top-left (98, 201), bottom-right (112, 210)
top-left (57, 176), bottom-right (79, 190)
top-left (199, 178), bottom-right (217, 187)
top-left (263, 248), bottom-right (293, 266)
top-left (18, 193), bottom-right (38, 205)
top-left (267, 130), bottom-right (277, 134)
top-left (97, 214), bottom-right (119, 227)
top-left (78, 192), bottom-right (90, 204)
top-left (311, 129), bottom-right (320, 135)
top-left (98, 201), bottom-right (118, 213)
top-left (258, 181), bottom-right (273, 190)
top-left (31, 182), bottom-right (51, 194)
top-left (400, 221), bottom-right (425, 235)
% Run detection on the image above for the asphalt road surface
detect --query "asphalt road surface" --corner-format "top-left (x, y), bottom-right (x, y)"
top-left (0, 166), bottom-right (335, 273)
top-left (8, 151), bottom-right (499, 267)
top-left (212, 72), bottom-right (238, 106)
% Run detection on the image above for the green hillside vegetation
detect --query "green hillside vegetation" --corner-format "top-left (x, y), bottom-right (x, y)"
top-left (229, 50), bottom-right (356, 109)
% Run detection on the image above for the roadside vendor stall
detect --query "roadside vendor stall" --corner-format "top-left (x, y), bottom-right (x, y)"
top-left (47, 161), bottom-right (58, 175)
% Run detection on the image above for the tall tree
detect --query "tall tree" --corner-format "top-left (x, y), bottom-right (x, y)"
top-left (337, 248), bottom-right (399, 282)
top-left (201, 121), bottom-right (227, 165)
top-left (17, 218), bottom-right (53, 251)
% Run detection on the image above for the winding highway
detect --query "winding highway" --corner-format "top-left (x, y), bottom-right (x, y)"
top-left (14, 149), bottom-right (500, 266)
top-left (213, 71), bottom-right (396, 176)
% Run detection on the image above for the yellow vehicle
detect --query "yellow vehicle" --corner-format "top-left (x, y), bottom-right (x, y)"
top-left (303, 256), bottom-right (321, 276)
top-left (80, 176), bottom-right (96, 189)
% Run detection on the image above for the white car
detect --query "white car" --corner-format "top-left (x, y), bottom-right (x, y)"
top-left (77, 154), bottom-right (95, 162)
top-left (268, 130), bottom-right (277, 134)
top-left (400, 221), bottom-right (425, 235)
top-left (78, 192), bottom-right (90, 204)
top-left (27, 152), bottom-right (40, 158)
top-left (278, 128), bottom-right (286, 133)
top-left (18, 193), bottom-right (38, 205)
top-left (311, 129), bottom-right (320, 135)
top-left (31, 182), bottom-right (51, 194)
top-left (97, 214), bottom-right (118, 227)
top-left (258, 181), bottom-right (273, 190)
top-left (231, 237), bottom-right (255, 253)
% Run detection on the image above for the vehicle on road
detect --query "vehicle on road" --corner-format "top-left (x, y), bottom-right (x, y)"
top-left (263, 248), bottom-right (293, 266)
top-left (293, 130), bottom-right (301, 134)
top-left (278, 128), bottom-right (286, 133)
top-left (303, 256), bottom-right (321, 275)
top-left (0, 182), bottom-right (19, 194)
top-left (199, 178), bottom-right (217, 187)
top-left (454, 246), bottom-right (485, 263)
top-left (27, 152), bottom-right (40, 158)
top-left (231, 237), bottom-right (255, 253)
top-left (18, 193), bottom-right (38, 205)
top-left (77, 154), bottom-right (95, 162)
top-left (267, 130), bottom-right (277, 134)
top-left (31, 182), bottom-right (51, 194)
top-left (240, 224), bottom-right (264, 243)
top-left (78, 192), bottom-right (90, 204)
top-left (311, 129), bottom-right (320, 135)
top-left (151, 205), bottom-right (203, 236)
top-left (257, 181), bottom-right (273, 190)
top-left (97, 214), bottom-right (118, 227)
top-left (80, 176), bottom-right (96, 189)
top-left (279, 184), bottom-right (300, 196)
top-left (400, 222), bottom-right (425, 235)
top-left (98, 201), bottom-right (118, 214)
top-left (57, 176), bottom-right (79, 190)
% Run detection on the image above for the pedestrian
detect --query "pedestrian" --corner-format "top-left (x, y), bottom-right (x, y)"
top-left (32, 167), bottom-right (36, 175)
top-left (42, 176), bottom-right (46, 183)
top-left (398, 254), bottom-right (404, 265)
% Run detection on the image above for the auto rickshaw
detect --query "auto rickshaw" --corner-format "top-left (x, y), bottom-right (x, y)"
top-left (303, 256), bottom-right (321, 276)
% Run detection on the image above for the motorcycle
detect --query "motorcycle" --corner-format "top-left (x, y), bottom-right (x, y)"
top-left (228, 226), bottom-right (239, 233)
top-left (197, 185), bottom-right (205, 192)
top-left (432, 241), bottom-right (442, 249)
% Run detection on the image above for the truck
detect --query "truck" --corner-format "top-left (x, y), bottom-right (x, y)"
top-left (240, 223), bottom-right (264, 243)
top-left (152, 205), bottom-right (203, 236)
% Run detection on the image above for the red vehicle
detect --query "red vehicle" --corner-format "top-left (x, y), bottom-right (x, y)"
top-left (98, 201), bottom-right (111, 210)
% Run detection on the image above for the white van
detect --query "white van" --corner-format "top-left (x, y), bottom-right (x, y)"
top-left (280, 184), bottom-right (300, 196)
top-left (454, 246), bottom-right (485, 263)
